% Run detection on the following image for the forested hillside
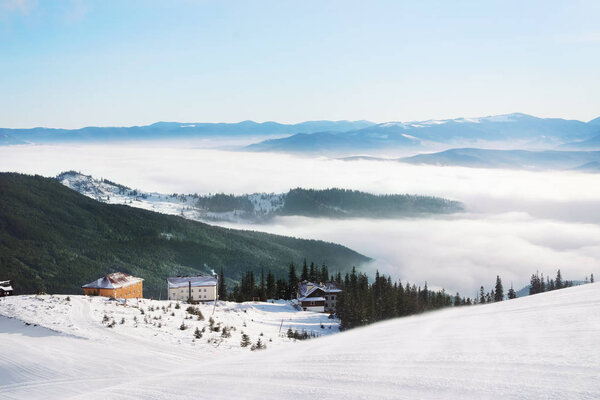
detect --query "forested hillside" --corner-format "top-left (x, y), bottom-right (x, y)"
top-left (0, 173), bottom-right (369, 297)
top-left (57, 171), bottom-right (462, 223)
top-left (281, 188), bottom-right (462, 218)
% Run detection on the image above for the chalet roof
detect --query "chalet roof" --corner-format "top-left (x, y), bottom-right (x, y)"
top-left (298, 281), bottom-right (342, 298)
top-left (298, 296), bottom-right (326, 302)
top-left (167, 276), bottom-right (217, 289)
top-left (82, 272), bottom-right (143, 289)
top-left (0, 280), bottom-right (13, 292)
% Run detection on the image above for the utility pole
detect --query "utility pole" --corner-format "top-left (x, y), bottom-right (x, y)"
top-left (212, 271), bottom-right (218, 315)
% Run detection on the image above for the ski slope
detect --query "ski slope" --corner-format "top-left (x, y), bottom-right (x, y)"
top-left (1, 283), bottom-right (599, 399)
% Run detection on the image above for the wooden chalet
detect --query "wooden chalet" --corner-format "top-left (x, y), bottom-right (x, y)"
top-left (296, 281), bottom-right (342, 313)
top-left (82, 272), bottom-right (143, 299)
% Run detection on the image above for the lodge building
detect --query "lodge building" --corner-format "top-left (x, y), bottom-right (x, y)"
top-left (82, 272), bottom-right (143, 299)
top-left (167, 276), bottom-right (217, 302)
top-left (296, 281), bottom-right (342, 313)
top-left (0, 280), bottom-right (13, 297)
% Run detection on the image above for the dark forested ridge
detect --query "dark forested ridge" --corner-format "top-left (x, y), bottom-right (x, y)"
top-left (0, 173), bottom-right (369, 297)
top-left (56, 171), bottom-right (463, 222)
top-left (281, 188), bottom-right (462, 218)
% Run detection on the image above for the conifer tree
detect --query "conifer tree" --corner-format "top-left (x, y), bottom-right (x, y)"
top-left (218, 267), bottom-right (227, 300)
top-left (592, 273), bottom-right (595, 283)
top-left (320, 264), bottom-right (329, 282)
top-left (300, 259), bottom-right (309, 281)
top-left (309, 262), bottom-right (317, 282)
top-left (494, 276), bottom-right (503, 302)
top-left (266, 270), bottom-right (276, 300)
top-left (555, 269), bottom-right (563, 289)
top-left (479, 286), bottom-right (486, 304)
top-left (454, 292), bottom-right (461, 306)
top-left (259, 269), bottom-right (267, 301)
top-left (507, 283), bottom-right (516, 299)
top-left (240, 333), bottom-right (251, 347)
top-left (287, 263), bottom-right (298, 300)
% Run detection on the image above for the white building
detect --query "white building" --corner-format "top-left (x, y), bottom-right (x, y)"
top-left (167, 276), bottom-right (217, 302)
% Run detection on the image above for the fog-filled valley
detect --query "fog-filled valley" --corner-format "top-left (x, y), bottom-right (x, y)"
top-left (2, 143), bottom-right (599, 296)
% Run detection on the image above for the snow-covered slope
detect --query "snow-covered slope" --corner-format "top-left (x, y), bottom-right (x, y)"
top-left (57, 171), bottom-right (284, 223)
top-left (1, 283), bottom-right (599, 399)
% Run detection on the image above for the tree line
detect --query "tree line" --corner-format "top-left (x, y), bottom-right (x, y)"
top-left (219, 262), bottom-right (594, 331)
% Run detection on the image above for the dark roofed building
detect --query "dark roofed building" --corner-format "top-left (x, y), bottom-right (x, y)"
top-left (0, 280), bottom-right (13, 297)
top-left (296, 281), bottom-right (342, 313)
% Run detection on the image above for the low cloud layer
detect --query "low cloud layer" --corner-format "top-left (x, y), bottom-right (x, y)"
top-left (1, 143), bottom-right (599, 294)
top-left (213, 214), bottom-right (600, 296)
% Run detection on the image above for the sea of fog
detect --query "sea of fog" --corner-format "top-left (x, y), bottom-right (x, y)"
top-left (1, 143), bottom-right (599, 295)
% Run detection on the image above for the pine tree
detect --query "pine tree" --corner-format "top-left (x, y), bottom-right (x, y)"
top-left (240, 333), bottom-right (251, 347)
top-left (287, 263), bottom-right (298, 300)
top-left (479, 286), bottom-right (486, 304)
top-left (309, 262), bottom-right (317, 282)
top-left (194, 326), bottom-right (202, 339)
top-left (320, 264), bottom-right (329, 283)
top-left (300, 259), bottom-right (309, 281)
top-left (592, 273), bottom-right (595, 283)
top-left (555, 269), bottom-right (563, 289)
top-left (218, 267), bottom-right (227, 300)
top-left (454, 292), bottom-right (461, 306)
top-left (507, 283), bottom-right (516, 299)
top-left (494, 276), bottom-right (503, 302)
top-left (259, 269), bottom-right (267, 301)
top-left (266, 270), bottom-right (276, 300)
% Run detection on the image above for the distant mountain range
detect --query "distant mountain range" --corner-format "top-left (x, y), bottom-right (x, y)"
top-left (0, 120), bottom-right (375, 145)
top-left (57, 171), bottom-right (463, 223)
top-left (247, 113), bottom-right (600, 154)
top-left (4, 114), bottom-right (600, 154)
top-left (399, 148), bottom-right (600, 171)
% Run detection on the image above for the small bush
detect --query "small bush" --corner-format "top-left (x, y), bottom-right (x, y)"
top-left (194, 327), bottom-right (202, 339)
top-left (240, 333), bottom-right (251, 347)
top-left (180, 321), bottom-right (187, 330)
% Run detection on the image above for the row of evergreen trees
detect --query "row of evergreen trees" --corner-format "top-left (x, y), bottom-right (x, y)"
top-left (217, 262), bottom-right (592, 331)
top-left (529, 269), bottom-right (578, 295)
top-left (219, 260), bottom-right (338, 303)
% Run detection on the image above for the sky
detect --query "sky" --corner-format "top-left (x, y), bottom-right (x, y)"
top-left (1, 0), bottom-right (599, 128)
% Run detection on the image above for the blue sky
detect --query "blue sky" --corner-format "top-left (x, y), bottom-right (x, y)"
top-left (1, 0), bottom-right (599, 128)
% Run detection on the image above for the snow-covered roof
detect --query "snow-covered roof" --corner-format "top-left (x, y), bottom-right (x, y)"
top-left (167, 276), bottom-right (216, 289)
top-left (298, 281), bottom-right (342, 298)
top-left (298, 297), bottom-right (326, 302)
top-left (0, 285), bottom-right (13, 292)
top-left (82, 272), bottom-right (143, 289)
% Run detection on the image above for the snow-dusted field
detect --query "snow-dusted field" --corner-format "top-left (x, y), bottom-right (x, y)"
top-left (1, 284), bottom-right (599, 399)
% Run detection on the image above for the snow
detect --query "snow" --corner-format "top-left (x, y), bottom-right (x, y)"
top-left (57, 171), bottom-right (285, 224)
top-left (1, 284), bottom-right (599, 398)
top-left (167, 276), bottom-right (217, 288)
top-left (82, 272), bottom-right (143, 289)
